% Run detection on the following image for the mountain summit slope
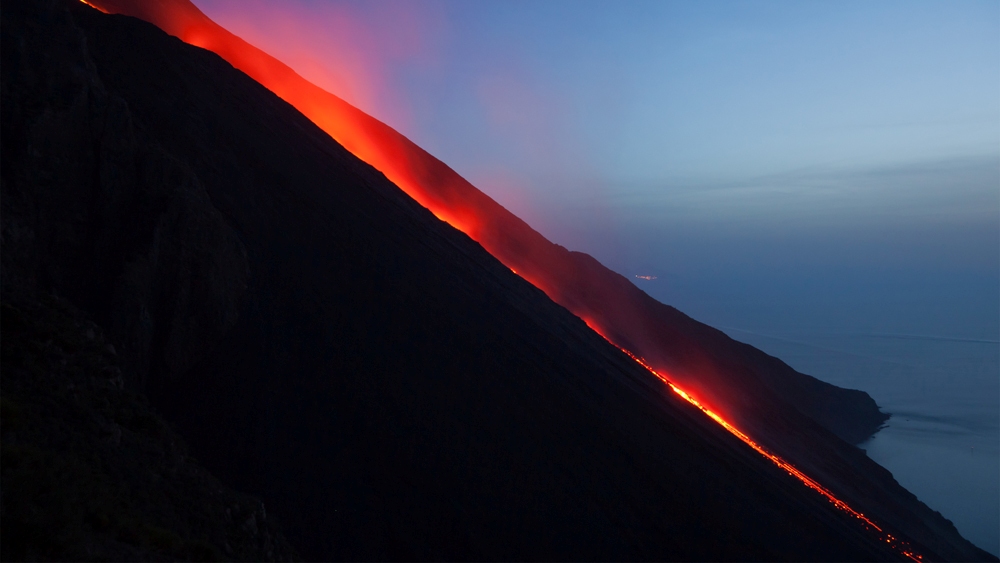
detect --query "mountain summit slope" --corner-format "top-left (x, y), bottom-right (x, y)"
top-left (2, 0), bottom-right (993, 560)
top-left (86, 0), bottom-right (887, 449)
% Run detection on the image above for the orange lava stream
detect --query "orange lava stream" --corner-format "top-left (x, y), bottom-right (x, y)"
top-left (608, 341), bottom-right (925, 562)
top-left (78, 0), bottom-right (108, 13)
top-left (78, 2), bottom-right (926, 560)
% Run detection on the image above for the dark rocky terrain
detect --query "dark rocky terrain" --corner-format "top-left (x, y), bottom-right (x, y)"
top-left (1, 0), bottom-right (994, 560)
top-left (1, 292), bottom-right (295, 561)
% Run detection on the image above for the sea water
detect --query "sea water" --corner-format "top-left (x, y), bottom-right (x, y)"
top-left (605, 247), bottom-right (1000, 556)
top-left (637, 271), bottom-right (1000, 557)
top-left (720, 326), bottom-right (999, 557)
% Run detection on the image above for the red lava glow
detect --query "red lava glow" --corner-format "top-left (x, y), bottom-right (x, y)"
top-left (187, 0), bottom-right (441, 139)
top-left (600, 333), bottom-right (924, 562)
top-left (86, 0), bottom-right (736, 425)
top-left (78, 0), bottom-right (108, 13)
top-left (85, 0), bottom-right (482, 235)
top-left (82, 2), bottom-right (925, 560)
top-left (645, 367), bottom-right (922, 559)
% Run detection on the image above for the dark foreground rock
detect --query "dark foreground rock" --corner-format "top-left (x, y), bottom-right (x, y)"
top-left (0, 290), bottom-right (295, 561)
top-left (1, 0), bottom-right (994, 560)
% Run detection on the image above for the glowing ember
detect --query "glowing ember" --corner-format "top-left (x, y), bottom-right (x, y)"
top-left (634, 275), bottom-right (657, 280)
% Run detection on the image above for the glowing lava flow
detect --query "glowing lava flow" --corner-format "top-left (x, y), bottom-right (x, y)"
top-left (606, 340), bottom-right (925, 562)
top-left (80, 0), bottom-right (802, 487)
top-left (78, 1), bottom-right (927, 559)
top-left (78, 0), bottom-right (108, 12)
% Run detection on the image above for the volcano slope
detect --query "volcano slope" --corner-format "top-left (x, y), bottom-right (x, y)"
top-left (88, 0), bottom-right (888, 451)
top-left (1, 0), bottom-right (992, 560)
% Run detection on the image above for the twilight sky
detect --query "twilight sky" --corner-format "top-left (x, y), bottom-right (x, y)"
top-left (196, 0), bottom-right (998, 337)
top-left (191, 1), bottom-right (998, 551)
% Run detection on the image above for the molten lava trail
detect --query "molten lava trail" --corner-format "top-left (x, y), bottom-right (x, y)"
top-left (605, 340), bottom-right (925, 562)
top-left (79, 1), bottom-right (927, 559)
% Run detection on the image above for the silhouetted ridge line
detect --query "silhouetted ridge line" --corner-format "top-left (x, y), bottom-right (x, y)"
top-left (86, 0), bottom-right (889, 452)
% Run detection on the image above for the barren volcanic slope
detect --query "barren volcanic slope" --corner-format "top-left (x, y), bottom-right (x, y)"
top-left (88, 0), bottom-right (888, 452)
top-left (0, 0), bottom-right (992, 560)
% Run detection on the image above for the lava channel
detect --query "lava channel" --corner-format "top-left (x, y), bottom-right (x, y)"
top-left (606, 338), bottom-right (925, 562)
top-left (79, 1), bottom-right (929, 560)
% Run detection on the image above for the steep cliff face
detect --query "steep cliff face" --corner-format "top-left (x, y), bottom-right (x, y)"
top-left (1, 0), bottom-right (993, 561)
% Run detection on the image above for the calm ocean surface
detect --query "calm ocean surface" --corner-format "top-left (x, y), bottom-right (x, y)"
top-left (719, 326), bottom-right (999, 557)
top-left (636, 267), bottom-right (999, 556)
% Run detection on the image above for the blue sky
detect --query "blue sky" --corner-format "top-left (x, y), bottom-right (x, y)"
top-left (197, 0), bottom-right (999, 336)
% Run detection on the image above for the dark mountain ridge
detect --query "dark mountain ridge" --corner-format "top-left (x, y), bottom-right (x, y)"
top-left (0, 0), bottom-right (992, 560)
top-left (86, 0), bottom-right (887, 449)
